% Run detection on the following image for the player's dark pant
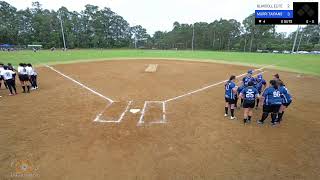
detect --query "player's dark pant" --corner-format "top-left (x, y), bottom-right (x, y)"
top-left (278, 101), bottom-right (292, 123)
top-left (5, 79), bottom-right (17, 94)
top-left (243, 100), bottom-right (255, 109)
top-left (30, 75), bottom-right (38, 88)
top-left (225, 97), bottom-right (236, 117)
top-left (260, 104), bottom-right (281, 123)
top-left (0, 76), bottom-right (8, 89)
top-left (30, 75), bottom-right (35, 88)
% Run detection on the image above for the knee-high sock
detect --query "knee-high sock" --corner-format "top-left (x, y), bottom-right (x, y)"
top-left (230, 109), bottom-right (235, 117)
top-left (8, 84), bottom-right (13, 94)
top-left (271, 113), bottom-right (277, 123)
top-left (12, 84), bottom-right (17, 93)
top-left (260, 112), bottom-right (269, 122)
top-left (225, 107), bottom-right (228, 114)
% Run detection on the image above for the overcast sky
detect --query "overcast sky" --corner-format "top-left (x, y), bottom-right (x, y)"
top-left (5, 0), bottom-right (315, 35)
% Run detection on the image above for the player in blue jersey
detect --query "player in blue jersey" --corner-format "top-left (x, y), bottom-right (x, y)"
top-left (257, 80), bottom-right (283, 126)
top-left (239, 81), bottom-right (259, 124)
top-left (224, 75), bottom-right (238, 120)
top-left (242, 70), bottom-right (255, 87)
top-left (278, 81), bottom-right (292, 123)
top-left (254, 74), bottom-right (267, 109)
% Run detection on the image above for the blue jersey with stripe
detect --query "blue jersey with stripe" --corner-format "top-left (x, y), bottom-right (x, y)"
top-left (255, 79), bottom-right (266, 92)
top-left (237, 85), bottom-right (245, 94)
top-left (240, 86), bottom-right (259, 101)
top-left (262, 87), bottom-right (283, 105)
top-left (242, 76), bottom-right (256, 86)
top-left (225, 81), bottom-right (236, 100)
top-left (279, 85), bottom-right (292, 103)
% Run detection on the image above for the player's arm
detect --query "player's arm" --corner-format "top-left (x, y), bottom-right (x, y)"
top-left (259, 89), bottom-right (267, 105)
top-left (239, 88), bottom-right (245, 99)
top-left (255, 90), bottom-right (260, 99)
top-left (232, 85), bottom-right (238, 95)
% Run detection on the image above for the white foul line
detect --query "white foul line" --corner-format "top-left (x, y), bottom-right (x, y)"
top-left (164, 67), bottom-right (267, 103)
top-left (162, 102), bottom-right (166, 123)
top-left (45, 64), bottom-right (114, 103)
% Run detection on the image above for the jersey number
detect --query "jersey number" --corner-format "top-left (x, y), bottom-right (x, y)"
top-left (246, 91), bottom-right (254, 98)
top-left (225, 84), bottom-right (230, 91)
top-left (273, 91), bottom-right (280, 97)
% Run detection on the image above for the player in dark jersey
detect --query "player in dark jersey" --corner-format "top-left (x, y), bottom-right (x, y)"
top-left (224, 75), bottom-right (238, 120)
top-left (7, 63), bottom-right (16, 79)
top-left (257, 80), bottom-right (283, 126)
top-left (239, 81), bottom-right (259, 124)
top-left (254, 74), bottom-right (267, 109)
top-left (242, 70), bottom-right (255, 87)
top-left (278, 82), bottom-right (292, 123)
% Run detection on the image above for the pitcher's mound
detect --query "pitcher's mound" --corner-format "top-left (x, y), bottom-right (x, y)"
top-left (145, 64), bottom-right (158, 72)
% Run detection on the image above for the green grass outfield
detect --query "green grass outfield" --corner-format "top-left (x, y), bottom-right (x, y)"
top-left (0, 49), bottom-right (319, 75)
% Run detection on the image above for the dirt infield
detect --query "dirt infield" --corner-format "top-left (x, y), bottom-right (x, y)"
top-left (1, 59), bottom-right (320, 180)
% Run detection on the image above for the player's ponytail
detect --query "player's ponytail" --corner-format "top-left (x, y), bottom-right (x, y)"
top-left (229, 75), bottom-right (236, 81)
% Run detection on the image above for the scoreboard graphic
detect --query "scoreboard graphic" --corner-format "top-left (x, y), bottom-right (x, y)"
top-left (255, 1), bottom-right (319, 25)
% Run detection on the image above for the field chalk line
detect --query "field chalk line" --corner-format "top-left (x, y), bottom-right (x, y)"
top-left (164, 66), bottom-right (269, 103)
top-left (93, 102), bottom-right (114, 122)
top-left (138, 101), bottom-right (167, 125)
top-left (94, 101), bottom-right (132, 123)
top-left (45, 64), bottom-right (114, 103)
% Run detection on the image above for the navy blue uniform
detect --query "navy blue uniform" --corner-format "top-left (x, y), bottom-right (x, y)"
top-left (240, 86), bottom-right (259, 108)
top-left (255, 79), bottom-right (266, 94)
top-left (262, 87), bottom-right (282, 113)
top-left (225, 81), bottom-right (237, 104)
top-left (279, 85), bottom-right (292, 107)
top-left (242, 76), bottom-right (255, 87)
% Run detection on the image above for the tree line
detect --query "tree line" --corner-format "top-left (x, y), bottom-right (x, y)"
top-left (0, 1), bottom-right (319, 51)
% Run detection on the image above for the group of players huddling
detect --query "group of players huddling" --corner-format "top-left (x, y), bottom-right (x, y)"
top-left (0, 63), bottom-right (38, 97)
top-left (224, 70), bottom-right (292, 126)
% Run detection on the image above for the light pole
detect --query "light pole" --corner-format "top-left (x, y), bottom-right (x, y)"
top-left (59, 12), bottom-right (67, 50)
top-left (292, 26), bottom-right (300, 53)
top-left (192, 23), bottom-right (195, 51)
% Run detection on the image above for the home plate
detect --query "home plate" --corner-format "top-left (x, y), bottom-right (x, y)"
top-left (130, 109), bottom-right (141, 114)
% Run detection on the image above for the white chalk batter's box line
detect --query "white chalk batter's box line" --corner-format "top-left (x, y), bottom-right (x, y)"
top-left (93, 101), bottom-right (167, 126)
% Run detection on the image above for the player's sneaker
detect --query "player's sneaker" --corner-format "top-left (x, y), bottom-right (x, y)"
top-left (230, 116), bottom-right (236, 120)
top-left (257, 120), bottom-right (264, 125)
top-left (8, 94), bottom-right (13, 96)
top-left (224, 114), bottom-right (228, 117)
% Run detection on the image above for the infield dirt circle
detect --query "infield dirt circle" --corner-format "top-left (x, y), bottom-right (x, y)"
top-left (1, 59), bottom-right (320, 180)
